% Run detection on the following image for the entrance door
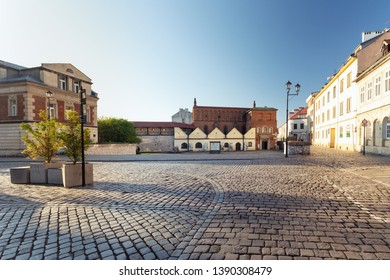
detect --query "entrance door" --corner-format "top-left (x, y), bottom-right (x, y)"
top-left (330, 128), bottom-right (335, 148)
top-left (235, 142), bottom-right (241, 151)
top-left (262, 140), bottom-right (268, 150)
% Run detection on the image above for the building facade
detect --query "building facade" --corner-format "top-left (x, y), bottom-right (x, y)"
top-left (192, 99), bottom-right (278, 150)
top-left (356, 48), bottom-right (390, 155)
top-left (134, 121), bottom-right (194, 152)
top-left (307, 28), bottom-right (390, 155)
top-left (174, 127), bottom-right (257, 152)
top-left (278, 107), bottom-right (309, 143)
top-left (0, 60), bottom-right (99, 156)
top-left (171, 108), bottom-right (192, 124)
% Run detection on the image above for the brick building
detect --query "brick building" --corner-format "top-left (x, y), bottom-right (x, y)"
top-left (192, 99), bottom-right (278, 150)
top-left (0, 60), bottom-right (99, 156)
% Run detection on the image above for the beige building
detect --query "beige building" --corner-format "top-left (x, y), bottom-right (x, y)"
top-left (0, 60), bottom-right (99, 156)
top-left (174, 126), bottom-right (257, 152)
top-left (307, 28), bottom-right (390, 155)
top-left (356, 44), bottom-right (390, 155)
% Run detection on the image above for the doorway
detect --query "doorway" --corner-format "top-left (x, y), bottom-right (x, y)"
top-left (262, 140), bottom-right (268, 150)
top-left (235, 142), bottom-right (241, 151)
top-left (330, 128), bottom-right (335, 148)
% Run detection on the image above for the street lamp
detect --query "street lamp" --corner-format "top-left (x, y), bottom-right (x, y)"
top-left (79, 84), bottom-right (87, 187)
top-left (285, 81), bottom-right (300, 158)
top-left (46, 90), bottom-right (53, 119)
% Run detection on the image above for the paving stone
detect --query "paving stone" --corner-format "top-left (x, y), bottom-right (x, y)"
top-left (2, 148), bottom-right (390, 260)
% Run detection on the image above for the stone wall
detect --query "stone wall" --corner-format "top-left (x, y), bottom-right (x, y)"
top-left (285, 142), bottom-right (311, 155)
top-left (138, 136), bottom-right (174, 152)
top-left (86, 144), bottom-right (137, 155)
top-left (0, 123), bottom-right (24, 156)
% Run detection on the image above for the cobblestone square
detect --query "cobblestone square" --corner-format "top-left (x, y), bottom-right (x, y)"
top-left (1, 147), bottom-right (390, 260)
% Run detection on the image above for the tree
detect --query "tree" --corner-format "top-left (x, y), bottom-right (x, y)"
top-left (59, 110), bottom-right (92, 164)
top-left (20, 110), bottom-right (62, 163)
top-left (98, 117), bottom-right (141, 144)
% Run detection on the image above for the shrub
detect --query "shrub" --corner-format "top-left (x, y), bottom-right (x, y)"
top-left (20, 110), bottom-right (62, 163)
top-left (98, 117), bottom-right (141, 144)
top-left (59, 110), bottom-right (92, 164)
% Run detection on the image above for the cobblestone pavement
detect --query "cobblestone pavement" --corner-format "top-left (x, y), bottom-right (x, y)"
top-left (1, 147), bottom-right (390, 260)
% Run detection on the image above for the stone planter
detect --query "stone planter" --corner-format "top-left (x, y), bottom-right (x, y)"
top-left (30, 161), bottom-right (63, 184)
top-left (10, 167), bottom-right (30, 184)
top-left (62, 163), bottom-right (93, 188)
top-left (48, 168), bottom-right (63, 185)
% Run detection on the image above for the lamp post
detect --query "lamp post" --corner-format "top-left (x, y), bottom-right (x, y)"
top-left (285, 81), bottom-right (300, 158)
top-left (46, 90), bottom-right (53, 119)
top-left (79, 84), bottom-right (87, 187)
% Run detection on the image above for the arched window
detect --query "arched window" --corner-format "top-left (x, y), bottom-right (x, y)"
top-left (195, 142), bottom-right (202, 149)
top-left (181, 143), bottom-right (188, 149)
top-left (224, 142), bottom-right (229, 148)
top-left (248, 142), bottom-right (253, 147)
top-left (373, 119), bottom-right (380, 146)
top-left (383, 117), bottom-right (390, 142)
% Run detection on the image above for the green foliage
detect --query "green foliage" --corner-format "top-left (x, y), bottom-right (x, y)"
top-left (59, 110), bottom-right (92, 164)
top-left (20, 110), bottom-right (62, 163)
top-left (98, 117), bottom-right (141, 144)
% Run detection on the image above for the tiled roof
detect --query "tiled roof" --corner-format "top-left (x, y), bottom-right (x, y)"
top-left (133, 121), bottom-right (195, 129)
top-left (290, 107), bottom-right (307, 119)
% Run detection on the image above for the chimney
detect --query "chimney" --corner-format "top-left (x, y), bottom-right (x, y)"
top-left (362, 29), bottom-right (387, 43)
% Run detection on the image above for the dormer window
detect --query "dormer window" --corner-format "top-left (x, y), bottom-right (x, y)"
top-left (59, 75), bottom-right (67, 90)
top-left (381, 40), bottom-right (390, 56)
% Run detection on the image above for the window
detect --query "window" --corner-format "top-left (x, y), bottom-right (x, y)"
top-left (387, 123), bottom-right (390, 139)
top-left (346, 125), bottom-right (351, 138)
top-left (195, 142), bottom-right (202, 149)
top-left (293, 124), bottom-right (298, 129)
top-left (333, 106), bottom-right (336, 119)
top-left (327, 110), bottom-right (330, 121)
top-left (322, 113), bottom-right (325, 122)
top-left (86, 106), bottom-right (91, 123)
top-left (339, 126), bottom-right (343, 138)
top-left (73, 80), bottom-right (80, 93)
top-left (346, 98), bottom-right (351, 113)
top-left (181, 143), bottom-right (188, 149)
top-left (59, 75), bottom-right (67, 90)
top-left (48, 103), bottom-right (57, 119)
top-left (367, 82), bottom-right (372, 100)
top-left (347, 72), bottom-right (352, 88)
top-left (327, 91), bottom-right (330, 103)
top-left (360, 86), bottom-right (365, 103)
top-left (340, 102), bottom-right (344, 116)
top-left (247, 142), bottom-right (252, 147)
top-left (375, 76), bottom-right (381, 96)
top-left (340, 79), bottom-right (344, 93)
top-left (300, 123), bottom-right (304, 129)
top-left (333, 86), bottom-right (337, 98)
top-left (8, 97), bottom-right (17, 116)
top-left (385, 70), bottom-right (390, 92)
top-left (322, 96), bottom-right (325, 106)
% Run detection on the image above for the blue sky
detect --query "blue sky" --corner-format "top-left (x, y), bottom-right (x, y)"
top-left (2, 0), bottom-right (390, 126)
